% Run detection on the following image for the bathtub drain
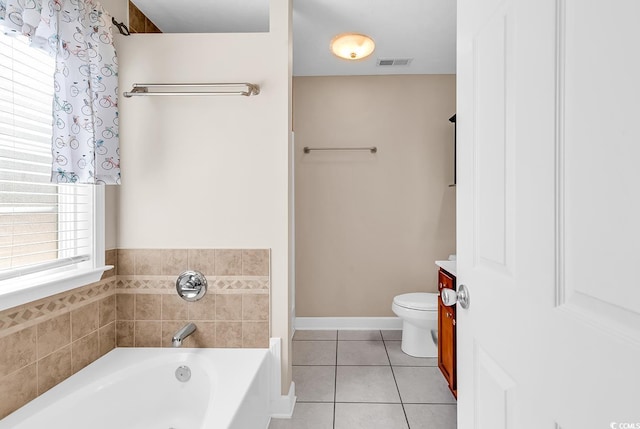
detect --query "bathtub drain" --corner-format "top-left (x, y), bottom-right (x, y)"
top-left (175, 365), bottom-right (191, 382)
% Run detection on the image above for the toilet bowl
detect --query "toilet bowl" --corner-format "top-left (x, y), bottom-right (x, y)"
top-left (391, 293), bottom-right (439, 358)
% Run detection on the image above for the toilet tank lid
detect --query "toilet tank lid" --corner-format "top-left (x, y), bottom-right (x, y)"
top-left (393, 293), bottom-right (438, 311)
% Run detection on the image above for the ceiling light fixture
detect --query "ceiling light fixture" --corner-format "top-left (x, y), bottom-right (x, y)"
top-left (330, 33), bottom-right (375, 61)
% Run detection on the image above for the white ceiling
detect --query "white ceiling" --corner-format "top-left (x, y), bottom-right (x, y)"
top-left (130, 0), bottom-right (456, 76)
top-left (133, 0), bottom-right (270, 33)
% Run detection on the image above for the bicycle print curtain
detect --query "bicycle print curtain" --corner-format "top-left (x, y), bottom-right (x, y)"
top-left (0, 0), bottom-right (120, 184)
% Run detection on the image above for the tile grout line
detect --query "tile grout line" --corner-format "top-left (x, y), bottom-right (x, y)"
top-left (382, 332), bottom-right (412, 429)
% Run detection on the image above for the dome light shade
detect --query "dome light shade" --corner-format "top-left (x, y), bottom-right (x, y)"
top-left (330, 33), bottom-right (375, 60)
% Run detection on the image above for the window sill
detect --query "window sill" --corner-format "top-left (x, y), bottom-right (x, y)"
top-left (0, 266), bottom-right (113, 312)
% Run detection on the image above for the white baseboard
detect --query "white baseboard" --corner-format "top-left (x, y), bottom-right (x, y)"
top-left (270, 381), bottom-right (296, 418)
top-left (269, 338), bottom-right (296, 418)
top-left (295, 317), bottom-right (402, 330)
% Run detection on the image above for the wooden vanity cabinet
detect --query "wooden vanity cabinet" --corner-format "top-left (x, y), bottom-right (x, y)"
top-left (438, 268), bottom-right (457, 398)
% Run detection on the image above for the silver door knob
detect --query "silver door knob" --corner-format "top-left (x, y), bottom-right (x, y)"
top-left (440, 284), bottom-right (470, 309)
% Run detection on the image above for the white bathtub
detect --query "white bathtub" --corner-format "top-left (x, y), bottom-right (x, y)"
top-left (0, 348), bottom-right (272, 429)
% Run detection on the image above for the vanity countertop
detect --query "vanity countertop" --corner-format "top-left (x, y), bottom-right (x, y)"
top-left (435, 260), bottom-right (457, 277)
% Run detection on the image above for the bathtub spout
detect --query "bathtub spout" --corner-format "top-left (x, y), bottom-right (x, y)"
top-left (172, 323), bottom-right (196, 347)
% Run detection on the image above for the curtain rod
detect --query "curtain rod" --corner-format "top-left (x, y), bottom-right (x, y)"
top-left (123, 83), bottom-right (260, 98)
top-left (303, 147), bottom-right (378, 154)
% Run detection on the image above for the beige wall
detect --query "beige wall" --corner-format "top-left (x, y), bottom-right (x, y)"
top-left (103, 0), bottom-right (125, 252)
top-left (105, 187), bottom-right (118, 250)
top-left (100, 0), bottom-right (128, 28)
top-left (294, 75), bottom-right (456, 317)
top-left (116, 0), bottom-right (292, 391)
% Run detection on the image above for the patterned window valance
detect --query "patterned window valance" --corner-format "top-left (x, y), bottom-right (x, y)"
top-left (1, 0), bottom-right (120, 184)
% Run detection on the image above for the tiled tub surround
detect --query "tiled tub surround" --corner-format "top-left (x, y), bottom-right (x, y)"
top-left (0, 248), bottom-right (117, 419)
top-left (0, 248), bottom-right (270, 419)
top-left (114, 249), bottom-right (270, 349)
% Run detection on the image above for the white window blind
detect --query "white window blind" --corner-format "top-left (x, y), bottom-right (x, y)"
top-left (0, 34), bottom-right (94, 281)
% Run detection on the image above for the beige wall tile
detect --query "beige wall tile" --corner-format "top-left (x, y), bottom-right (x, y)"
top-left (242, 249), bottom-right (269, 276)
top-left (0, 363), bottom-right (37, 419)
top-left (189, 293), bottom-right (216, 320)
top-left (188, 249), bottom-right (216, 276)
top-left (135, 321), bottom-right (161, 347)
top-left (135, 294), bottom-right (161, 320)
top-left (117, 249), bottom-right (135, 275)
top-left (190, 321), bottom-right (216, 348)
top-left (135, 249), bottom-right (162, 275)
top-left (215, 322), bottom-right (242, 348)
top-left (99, 295), bottom-right (116, 327)
top-left (0, 326), bottom-right (36, 378)
top-left (37, 345), bottom-right (71, 394)
top-left (242, 294), bottom-right (269, 321)
top-left (98, 322), bottom-right (115, 357)
top-left (116, 321), bottom-right (134, 347)
top-left (161, 249), bottom-right (188, 275)
top-left (36, 313), bottom-right (71, 358)
top-left (162, 294), bottom-right (188, 320)
top-left (216, 294), bottom-right (242, 321)
top-left (215, 249), bottom-right (242, 275)
top-left (71, 302), bottom-right (99, 341)
top-left (71, 331), bottom-right (99, 373)
top-left (242, 321), bottom-right (269, 348)
top-left (116, 294), bottom-right (135, 320)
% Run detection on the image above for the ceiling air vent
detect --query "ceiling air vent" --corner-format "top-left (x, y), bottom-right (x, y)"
top-left (376, 58), bottom-right (413, 67)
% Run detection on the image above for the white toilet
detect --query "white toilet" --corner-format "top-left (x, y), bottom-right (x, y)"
top-left (391, 292), bottom-right (439, 358)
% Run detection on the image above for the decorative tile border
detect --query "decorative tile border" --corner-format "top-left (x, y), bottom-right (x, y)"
top-left (0, 279), bottom-right (116, 338)
top-left (116, 276), bottom-right (174, 291)
top-left (113, 249), bottom-right (271, 350)
top-left (0, 249), bottom-right (270, 338)
top-left (116, 276), bottom-right (270, 292)
top-left (214, 277), bottom-right (270, 291)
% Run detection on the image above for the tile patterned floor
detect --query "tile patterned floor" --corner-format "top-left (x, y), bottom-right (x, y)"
top-left (269, 330), bottom-right (457, 429)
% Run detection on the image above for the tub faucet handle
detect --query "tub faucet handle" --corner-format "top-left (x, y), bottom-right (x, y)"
top-left (176, 271), bottom-right (207, 302)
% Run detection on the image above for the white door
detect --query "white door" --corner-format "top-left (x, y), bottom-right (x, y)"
top-left (456, 1), bottom-right (640, 428)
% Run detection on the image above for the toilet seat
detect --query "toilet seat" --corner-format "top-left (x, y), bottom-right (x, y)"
top-left (393, 293), bottom-right (438, 311)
